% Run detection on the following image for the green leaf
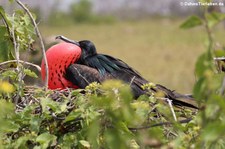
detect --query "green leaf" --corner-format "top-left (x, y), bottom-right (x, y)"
top-left (180, 15), bottom-right (203, 29)
top-left (87, 119), bottom-right (100, 149)
top-left (193, 76), bottom-right (208, 101)
top-left (1, 69), bottom-right (18, 80)
top-left (0, 100), bottom-right (19, 133)
top-left (22, 14), bottom-right (31, 26)
top-left (128, 139), bottom-right (140, 149)
top-left (0, 100), bottom-right (14, 118)
top-left (58, 133), bottom-right (78, 148)
top-left (40, 97), bottom-right (68, 115)
top-left (24, 69), bottom-right (38, 78)
top-left (0, 26), bottom-right (13, 62)
top-left (195, 53), bottom-right (213, 77)
top-left (117, 121), bottom-right (133, 136)
top-left (0, 6), bottom-right (12, 27)
top-left (0, 26), bottom-right (7, 40)
top-left (201, 122), bottom-right (225, 142)
top-left (36, 133), bottom-right (57, 149)
top-left (131, 101), bottom-right (150, 125)
top-left (0, 120), bottom-right (19, 133)
top-left (0, 6), bottom-right (6, 20)
top-left (214, 49), bottom-right (225, 57)
top-left (206, 12), bottom-right (225, 28)
top-left (64, 109), bottom-right (83, 123)
top-left (14, 135), bottom-right (33, 149)
top-left (0, 41), bottom-right (9, 62)
top-left (29, 116), bottom-right (41, 133)
top-left (79, 140), bottom-right (90, 148)
top-left (40, 98), bottom-right (57, 112)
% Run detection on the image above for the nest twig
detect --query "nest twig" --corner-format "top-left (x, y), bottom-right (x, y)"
top-left (12, 85), bottom-right (197, 135)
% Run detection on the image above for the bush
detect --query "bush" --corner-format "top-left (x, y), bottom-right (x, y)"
top-left (0, 0), bottom-right (225, 148)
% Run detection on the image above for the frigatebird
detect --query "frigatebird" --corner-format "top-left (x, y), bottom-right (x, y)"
top-left (41, 35), bottom-right (198, 109)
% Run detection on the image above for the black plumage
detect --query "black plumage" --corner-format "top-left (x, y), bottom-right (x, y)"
top-left (56, 36), bottom-right (198, 109)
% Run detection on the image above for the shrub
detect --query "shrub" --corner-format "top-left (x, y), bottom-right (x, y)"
top-left (0, 0), bottom-right (225, 148)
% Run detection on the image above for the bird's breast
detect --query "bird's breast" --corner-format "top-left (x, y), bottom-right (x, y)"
top-left (47, 56), bottom-right (79, 89)
top-left (41, 42), bottom-right (82, 89)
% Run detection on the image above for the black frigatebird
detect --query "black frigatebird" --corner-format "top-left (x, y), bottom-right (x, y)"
top-left (41, 35), bottom-right (198, 109)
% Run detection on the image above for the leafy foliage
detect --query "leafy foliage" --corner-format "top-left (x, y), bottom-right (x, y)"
top-left (0, 81), bottom-right (197, 148)
top-left (0, 6), bottom-right (35, 62)
top-left (180, 3), bottom-right (225, 148)
top-left (0, 0), bottom-right (225, 148)
top-left (180, 15), bottom-right (203, 29)
top-left (0, 2), bottom-right (37, 98)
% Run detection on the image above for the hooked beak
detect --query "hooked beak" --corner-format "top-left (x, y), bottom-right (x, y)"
top-left (55, 35), bottom-right (80, 46)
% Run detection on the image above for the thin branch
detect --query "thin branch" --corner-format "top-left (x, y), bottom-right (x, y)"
top-left (0, 12), bottom-right (11, 39)
top-left (128, 118), bottom-right (192, 131)
top-left (203, 8), bottom-right (214, 54)
top-left (11, 13), bottom-right (23, 104)
top-left (11, 13), bottom-right (19, 64)
top-left (166, 98), bottom-right (177, 121)
top-left (214, 57), bottom-right (225, 61)
top-left (155, 97), bottom-right (178, 121)
top-left (16, 0), bottom-right (48, 90)
top-left (0, 60), bottom-right (41, 72)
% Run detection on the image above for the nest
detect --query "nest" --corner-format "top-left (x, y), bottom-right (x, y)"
top-left (11, 85), bottom-right (198, 135)
top-left (13, 86), bottom-right (83, 134)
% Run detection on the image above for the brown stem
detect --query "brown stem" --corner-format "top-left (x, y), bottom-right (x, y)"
top-left (16, 0), bottom-right (48, 90)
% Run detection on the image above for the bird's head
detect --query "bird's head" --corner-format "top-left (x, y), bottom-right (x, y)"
top-left (41, 42), bottom-right (81, 89)
top-left (56, 36), bottom-right (97, 62)
top-left (78, 40), bottom-right (97, 60)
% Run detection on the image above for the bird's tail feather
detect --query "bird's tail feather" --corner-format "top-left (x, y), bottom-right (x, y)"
top-left (154, 84), bottom-right (198, 109)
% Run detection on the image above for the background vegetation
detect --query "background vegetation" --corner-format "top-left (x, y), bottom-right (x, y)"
top-left (40, 19), bottom-right (224, 93)
top-left (0, 0), bottom-right (225, 148)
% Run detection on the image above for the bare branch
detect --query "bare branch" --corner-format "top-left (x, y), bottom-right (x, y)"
top-left (166, 98), bottom-right (177, 121)
top-left (12, 13), bottom-right (23, 104)
top-left (155, 97), bottom-right (178, 121)
top-left (11, 13), bottom-right (19, 64)
top-left (0, 12), bottom-right (11, 39)
top-left (16, 0), bottom-right (48, 90)
top-left (214, 57), bottom-right (225, 61)
top-left (0, 60), bottom-right (41, 72)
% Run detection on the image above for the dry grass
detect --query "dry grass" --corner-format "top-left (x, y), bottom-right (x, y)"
top-left (40, 18), bottom-right (225, 93)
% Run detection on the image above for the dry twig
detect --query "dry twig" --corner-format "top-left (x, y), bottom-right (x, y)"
top-left (166, 98), bottom-right (177, 121)
top-left (16, 0), bottom-right (48, 89)
top-left (0, 60), bottom-right (41, 72)
top-left (11, 13), bottom-right (23, 104)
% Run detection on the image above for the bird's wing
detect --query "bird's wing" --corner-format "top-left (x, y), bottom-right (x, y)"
top-left (66, 64), bottom-right (198, 109)
top-left (83, 54), bottom-right (143, 78)
top-left (65, 64), bottom-right (112, 88)
top-left (78, 54), bottom-right (150, 97)
top-left (65, 63), bottom-right (149, 98)
top-left (98, 54), bottom-right (144, 78)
